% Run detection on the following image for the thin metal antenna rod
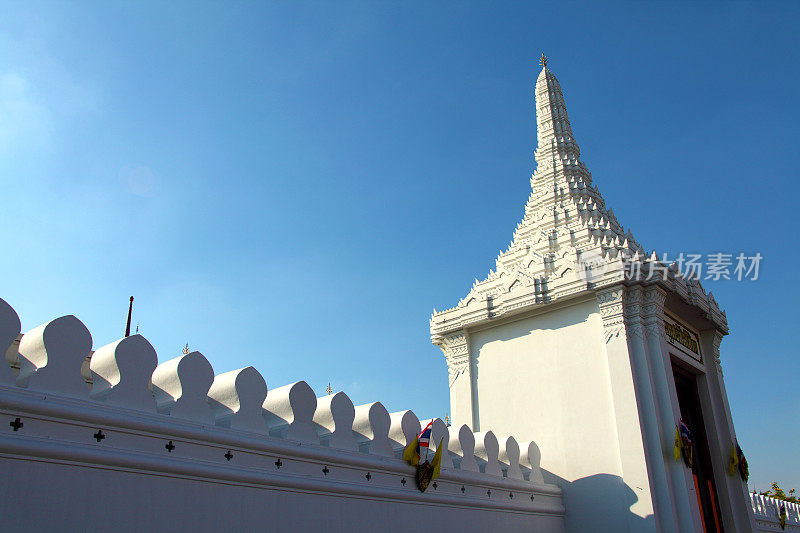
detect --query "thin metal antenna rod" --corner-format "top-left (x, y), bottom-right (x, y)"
top-left (125, 296), bottom-right (134, 337)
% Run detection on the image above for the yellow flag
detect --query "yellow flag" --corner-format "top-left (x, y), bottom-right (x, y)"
top-left (403, 435), bottom-right (420, 466)
top-left (431, 438), bottom-right (444, 480)
top-left (727, 445), bottom-right (738, 476)
top-left (673, 426), bottom-right (681, 462)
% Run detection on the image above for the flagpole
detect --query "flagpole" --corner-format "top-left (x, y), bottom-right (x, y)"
top-left (124, 296), bottom-right (134, 337)
top-left (424, 419), bottom-right (430, 462)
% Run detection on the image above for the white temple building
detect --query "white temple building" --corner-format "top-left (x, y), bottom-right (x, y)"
top-left (430, 58), bottom-right (757, 532)
top-left (0, 59), bottom-right (794, 533)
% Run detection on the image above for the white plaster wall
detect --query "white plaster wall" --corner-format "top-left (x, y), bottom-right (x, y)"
top-left (450, 361), bottom-right (475, 431)
top-left (0, 298), bottom-right (565, 533)
top-left (467, 298), bottom-right (651, 532)
top-left (0, 458), bottom-right (565, 533)
top-left (469, 298), bottom-right (619, 482)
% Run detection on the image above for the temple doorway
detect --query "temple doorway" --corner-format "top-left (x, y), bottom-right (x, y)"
top-left (673, 363), bottom-right (724, 533)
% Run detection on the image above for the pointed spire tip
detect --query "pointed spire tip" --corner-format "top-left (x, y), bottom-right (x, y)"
top-left (539, 53), bottom-right (549, 69)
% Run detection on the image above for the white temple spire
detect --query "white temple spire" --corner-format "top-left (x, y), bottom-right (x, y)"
top-left (431, 56), bottom-right (635, 327)
top-left (535, 58), bottom-right (576, 157)
top-left (431, 56), bottom-right (725, 337)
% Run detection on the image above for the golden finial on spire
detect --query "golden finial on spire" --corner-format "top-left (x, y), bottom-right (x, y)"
top-left (326, 383), bottom-right (333, 395)
top-left (540, 53), bottom-right (549, 69)
top-left (182, 343), bottom-right (190, 355)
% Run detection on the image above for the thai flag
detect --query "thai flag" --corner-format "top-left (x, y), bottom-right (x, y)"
top-left (418, 421), bottom-right (434, 449)
top-left (679, 419), bottom-right (692, 446)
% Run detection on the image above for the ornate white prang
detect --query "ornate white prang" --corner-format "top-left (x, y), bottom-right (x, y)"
top-left (431, 62), bottom-right (728, 350)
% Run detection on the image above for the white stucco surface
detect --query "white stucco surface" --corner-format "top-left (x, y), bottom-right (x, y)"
top-left (469, 298), bottom-right (617, 482)
top-left (466, 298), bottom-right (653, 532)
top-left (0, 458), bottom-right (566, 532)
top-left (0, 296), bottom-right (565, 533)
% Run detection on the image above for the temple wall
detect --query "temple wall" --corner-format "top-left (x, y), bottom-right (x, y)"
top-left (467, 296), bottom-right (658, 532)
top-left (750, 493), bottom-right (800, 532)
top-left (0, 296), bottom-right (565, 533)
top-left (469, 297), bottom-right (618, 482)
top-left (0, 458), bottom-right (563, 532)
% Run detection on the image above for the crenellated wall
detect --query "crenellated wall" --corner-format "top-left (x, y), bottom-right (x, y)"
top-left (0, 297), bottom-right (565, 532)
top-left (750, 493), bottom-right (800, 532)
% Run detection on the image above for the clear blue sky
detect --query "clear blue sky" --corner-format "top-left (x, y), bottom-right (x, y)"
top-left (1, 1), bottom-right (797, 492)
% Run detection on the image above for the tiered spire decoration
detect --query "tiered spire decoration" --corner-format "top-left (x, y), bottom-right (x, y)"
top-left (516, 55), bottom-right (639, 264)
top-left (431, 57), bottom-right (726, 336)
